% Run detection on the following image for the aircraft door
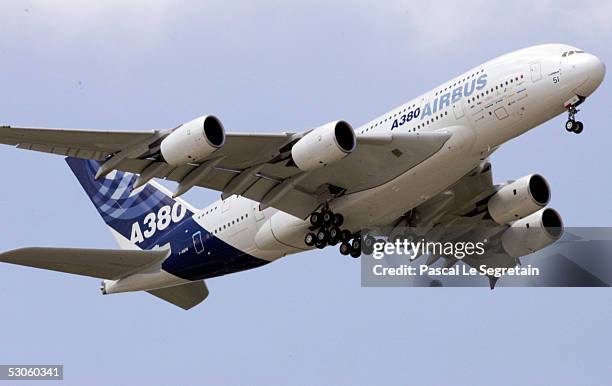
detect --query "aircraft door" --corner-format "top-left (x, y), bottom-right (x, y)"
top-left (530, 61), bottom-right (542, 82)
top-left (253, 202), bottom-right (265, 222)
top-left (452, 100), bottom-right (464, 119)
top-left (192, 231), bottom-right (205, 254)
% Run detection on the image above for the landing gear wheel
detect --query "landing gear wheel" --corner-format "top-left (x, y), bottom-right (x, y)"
top-left (340, 229), bottom-right (352, 242)
top-left (332, 213), bottom-right (344, 227)
top-left (362, 236), bottom-right (375, 255)
top-left (349, 238), bottom-right (362, 258)
top-left (322, 211), bottom-right (334, 225)
top-left (565, 119), bottom-right (575, 132)
top-left (315, 241), bottom-right (326, 249)
top-left (304, 232), bottom-right (316, 246)
top-left (310, 212), bottom-right (322, 227)
top-left (328, 227), bottom-right (341, 245)
top-left (574, 121), bottom-right (584, 134)
top-left (316, 229), bottom-right (328, 244)
top-left (339, 242), bottom-right (351, 255)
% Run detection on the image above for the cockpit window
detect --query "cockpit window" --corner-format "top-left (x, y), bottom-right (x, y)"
top-left (563, 50), bottom-right (585, 57)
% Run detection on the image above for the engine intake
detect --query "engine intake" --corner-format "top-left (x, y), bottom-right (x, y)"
top-left (291, 120), bottom-right (356, 171)
top-left (488, 174), bottom-right (550, 225)
top-left (501, 207), bottom-right (563, 258)
top-left (161, 115), bottom-right (226, 166)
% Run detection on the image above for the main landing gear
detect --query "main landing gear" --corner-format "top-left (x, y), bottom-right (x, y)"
top-left (565, 105), bottom-right (584, 134)
top-left (303, 209), bottom-right (361, 258)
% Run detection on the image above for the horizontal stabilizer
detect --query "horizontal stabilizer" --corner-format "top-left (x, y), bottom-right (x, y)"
top-left (147, 281), bottom-right (209, 310)
top-left (0, 247), bottom-right (169, 280)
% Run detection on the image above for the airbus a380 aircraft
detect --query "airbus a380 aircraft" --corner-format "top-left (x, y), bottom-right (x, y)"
top-left (0, 44), bottom-right (605, 309)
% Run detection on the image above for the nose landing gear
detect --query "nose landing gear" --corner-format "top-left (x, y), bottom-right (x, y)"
top-left (565, 103), bottom-right (584, 134)
top-left (304, 209), bottom-right (361, 257)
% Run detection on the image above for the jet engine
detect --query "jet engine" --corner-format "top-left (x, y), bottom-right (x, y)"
top-left (488, 174), bottom-right (550, 225)
top-left (160, 115), bottom-right (226, 166)
top-left (291, 120), bottom-right (356, 171)
top-left (501, 207), bottom-right (563, 258)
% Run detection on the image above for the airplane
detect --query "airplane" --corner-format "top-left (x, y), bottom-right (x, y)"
top-left (0, 44), bottom-right (605, 309)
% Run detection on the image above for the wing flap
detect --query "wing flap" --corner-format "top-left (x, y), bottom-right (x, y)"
top-left (17, 143), bottom-right (109, 160)
top-left (0, 247), bottom-right (169, 280)
top-left (147, 281), bottom-right (209, 310)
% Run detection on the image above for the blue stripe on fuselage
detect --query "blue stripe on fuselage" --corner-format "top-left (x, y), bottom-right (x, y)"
top-left (155, 217), bottom-right (268, 281)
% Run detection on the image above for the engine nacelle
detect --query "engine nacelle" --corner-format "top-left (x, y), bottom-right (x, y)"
top-left (160, 115), bottom-right (225, 166)
top-left (501, 208), bottom-right (563, 258)
top-left (291, 120), bottom-right (356, 171)
top-left (254, 211), bottom-right (310, 251)
top-left (488, 174), bottom-right (550, 225)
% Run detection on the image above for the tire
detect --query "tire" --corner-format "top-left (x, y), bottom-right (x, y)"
top-left (350, 249), bottom-right (361, 258)
top-left (333, 213), bottom-right (344, 227)
top-left (310, 212), bottom-right (322, 227)
top-left (328, 227), bottom-right (340, 245)
top-left (315, 241), bottom-right (326, 249)
top-left (340, 230), bottom-right (352, 242)
top-left (351, 238), bottom-right (361, 251)
top-left (322, 211), bottom-right (334, 225)
top-left (316, 229), bottom-right (328, 243)
top-left (361, 236), bottom-right (374, 255)
top-left (339, 242), bottom-right (351, 255)
top-left (304, 233), bottom-right (316, 246)
top-left (574, 121), bottom-right (584, 134)
top-left (565, 119), bottom-right (575, 132)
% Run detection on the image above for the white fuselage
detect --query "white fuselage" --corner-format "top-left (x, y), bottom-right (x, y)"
top-left (193, 44), bottom-right (605, 263)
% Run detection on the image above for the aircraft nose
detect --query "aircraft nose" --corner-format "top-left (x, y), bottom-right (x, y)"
top-left (573, 53), bottom-right (606, 96)
top-left (585, 53), bottom-right (605, 85)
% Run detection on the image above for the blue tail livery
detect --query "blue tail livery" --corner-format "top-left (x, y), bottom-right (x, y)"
top-left (65, 157), bottom-right (195, 250)
top-left (65, 156), bottom-right (268, 282)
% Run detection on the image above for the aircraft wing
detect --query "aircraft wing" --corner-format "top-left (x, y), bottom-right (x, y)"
top-left (0, 247), bottom-right (169, 280)
top-left (0, 124), bottom-right (451, 219)
top-left (0, 125), bottom-right (157, 160)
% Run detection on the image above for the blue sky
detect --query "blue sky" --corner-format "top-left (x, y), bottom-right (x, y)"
top-left (0, 1), bottom-right (611, 385)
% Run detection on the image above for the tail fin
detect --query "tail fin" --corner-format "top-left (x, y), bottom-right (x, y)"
top-left (66, 157), bottom-right (195, 250)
